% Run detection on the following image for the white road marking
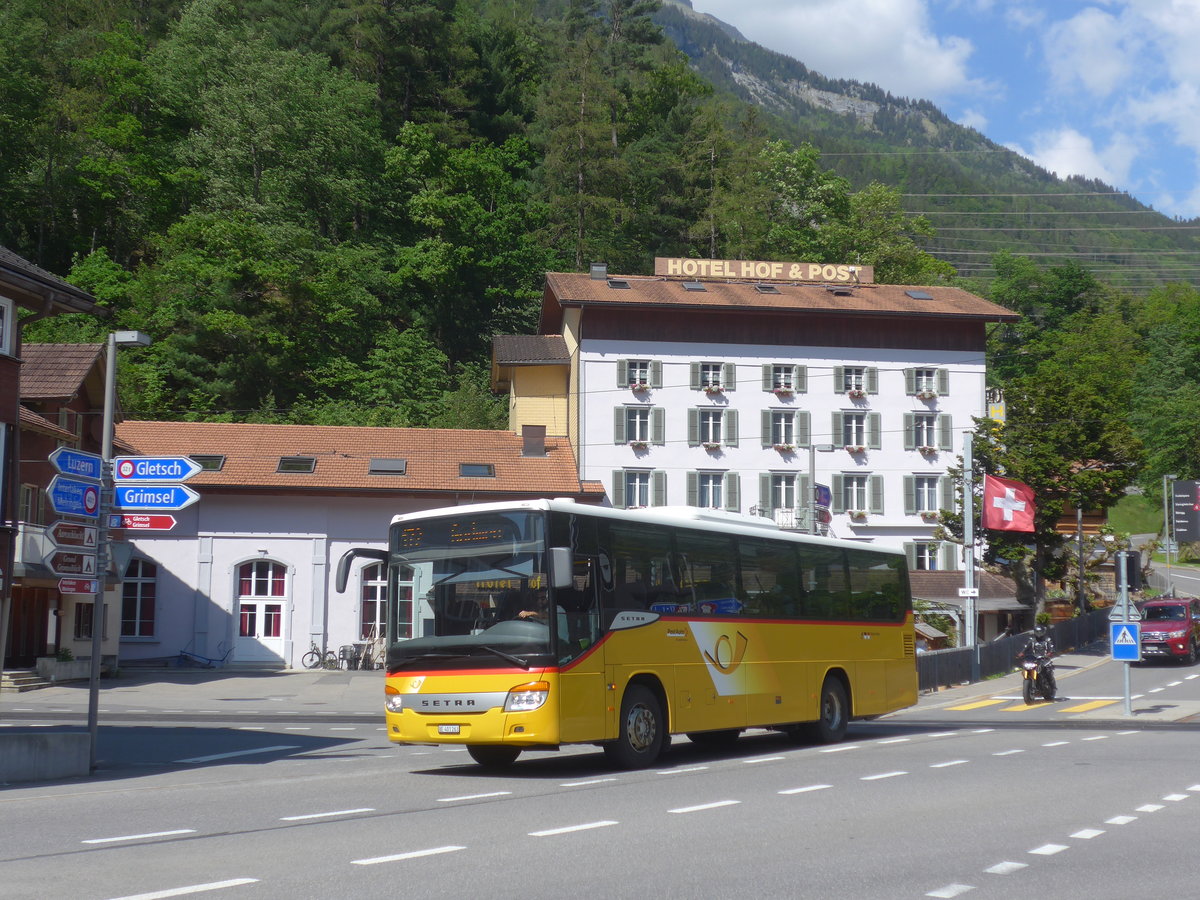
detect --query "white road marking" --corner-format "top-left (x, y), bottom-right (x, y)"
top-left (1148, 687), bottom-right (1165, 693)
top-left (1029, 844), bottom-right (1069, 856)
top-left (330, 727), bottom-right (357, 731)
top-left (669, 800), bottom-right (741, 814)
top-left (1116, 731), bottom-right (1139, 735)
top-left (1167, 681), bottom-right (1183, 687)
top-left (993, 749), bottom-right (1024, 756)
top-left (83, 830), bottom-right (196, 844)
top-left (1106, 815), bottom-right (1137, 825)
top-left (1082, 736), bottom-right (1108, 741)
top-left (819, 745), bottom-right (859, 753)
top-left (236, 727), bottom-right (264, 731)
top-left (1186, 674), bottom-right (1200, 680)
top-left (1189, 785), bottom-right (1200, 791)
top-left (779, 784), bottom-right (832, 795)
top-left (984, 861), bottom-right (1027, 874)
top-left (972, 729), bottom-right (995, 734)
top-left (175, 745), bottom-right (300, 764)
top-left (1136, 804), bottom-right (1164, 813)
top-left (926, 883), bottom-right (974, 897)
top-left (930, 760), bottom-right (968, 769)
top-left (658, 766), bottom-right (708, 774)
top-left (353, 846), bottom-right (465, 865)
top-left (1071, 829), bottom-right (1104, 839)
top-left (878, 738), bottom-right (910, 744)
top-left (103, 879), bottom-right (259, 899)
top-left (924, 732), bottom-right (957, 738)
top-left (529, 821), bottom-right (618, 836)
top-left (436, 792), bottom-right (511, 803)
top-left (284, 727), bottom-right (310, 731)
top-left (1163, 793), bottom-right (1189, 801)
top-left (280, 808), bottom-right (374, 821)
top-left (861, 771), bottom-right (908, 781)
top-left (1042, 741), bottom-right (1069, 747)
top-left (562, 778), bottom-right (618, 787)
top-left (741, 755), bottom-right (785, 764)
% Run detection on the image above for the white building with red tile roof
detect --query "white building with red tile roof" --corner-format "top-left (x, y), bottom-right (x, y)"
top-left (494, 259), bottom-right (1019, 571)
top-left (112, 420), bottom-right (603, 668)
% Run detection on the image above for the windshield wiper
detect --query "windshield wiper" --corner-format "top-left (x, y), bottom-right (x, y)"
top-left (479, 645), bottom-right (532, 669)
top-left (392, 648), bottom-right (533, 670)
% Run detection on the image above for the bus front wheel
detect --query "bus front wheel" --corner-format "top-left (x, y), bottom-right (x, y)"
top-left (605, 684), bottom-right (664, 768)
top-left (809, 677), bottom-right (849, 743)
top-left (466, 745), bottom-right (521, 769)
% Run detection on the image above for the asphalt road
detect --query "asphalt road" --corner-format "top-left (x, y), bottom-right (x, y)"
top-left (3, 654), bottom-right (1200, 899)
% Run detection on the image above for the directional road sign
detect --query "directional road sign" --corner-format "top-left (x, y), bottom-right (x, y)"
top-left (58, 578), bottom-right (99, 594)
top-left (113, 456), bottom-right (203, 483)
top-left (813, 483), bottom-right (832, 509)
top-left (49, 520), bottom-right (98, 550)
top-left (108, 513), bottom-right (177, 531)
top-left (49, 446), bottom-right (102, 482)
top-left (48, 475), bottom-right (101, 519)
top-left (1110, 621), bottom-right (1141, 662)
top-left (113, 483), bottom-right (199, 511)
top-left (47, 549), bottom-right (98, 577)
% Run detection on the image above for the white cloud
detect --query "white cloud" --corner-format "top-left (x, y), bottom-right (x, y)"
top-left (1041, 7), bottom-right (1138, 98)
top-left (1009, 127), bottom-right (1137, 188)
top-left (689, 0), bottom-right (984, 100)
top-left (956, 108), bottom-right (988, 131)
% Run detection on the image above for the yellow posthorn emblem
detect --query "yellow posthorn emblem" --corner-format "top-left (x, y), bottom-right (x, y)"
top-left (703, 631), bottom-right (749, 674)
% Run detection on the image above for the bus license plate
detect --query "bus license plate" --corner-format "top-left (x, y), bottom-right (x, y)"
top-left (438, 724), bottom-right (461, 735)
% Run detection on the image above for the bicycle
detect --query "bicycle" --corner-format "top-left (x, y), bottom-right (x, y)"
top-left (301, 642), bottom-right (340, 670)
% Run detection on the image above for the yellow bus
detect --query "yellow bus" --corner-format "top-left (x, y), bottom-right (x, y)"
top-left (336, 499), bottom-right (916, 769)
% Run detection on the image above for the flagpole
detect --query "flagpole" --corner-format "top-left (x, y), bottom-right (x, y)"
top-left (962, 432), bottom-right (977, 663)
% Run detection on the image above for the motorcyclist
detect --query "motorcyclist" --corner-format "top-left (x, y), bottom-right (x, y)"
top-left (1017, 624), bottom-right (1057, 694)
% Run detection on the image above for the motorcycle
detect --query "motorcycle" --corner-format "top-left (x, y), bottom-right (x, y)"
top-left (1020, 654), bottom-right (1056, 704)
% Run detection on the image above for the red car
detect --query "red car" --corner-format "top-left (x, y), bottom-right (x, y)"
top-left (1138, 599), bottom-right (1200, 664)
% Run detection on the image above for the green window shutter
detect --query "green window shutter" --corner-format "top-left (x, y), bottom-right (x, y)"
top-left (866, 367), bottom-right (879, 394)
top-left (940, 542), bottom-right (958, 571)
top-left (831, 474), bottom-right (845, 513)
top-left (795, 365), bottom-right (807, 393)
top-left (652, 471), bottom-right (667, 506)
top-left (724, 409), bottom-right (738, 446)
top-left (903, 475), bottom-right (916, 515)
top-left (611, 471), bottom-right (626, 509)
top-left (936, 367), bottom-right (949, 396)
top-left (725, 473), bottom-right (740, 512)
top-left (940, 475), bottom-right (956, 512)
top-left (903, 413), bottom-right (915, 450)
top-left (690, 362), bottom-right (701, 390)
top-left (762, 364), bottom-right (773, 391)
top-left (723, 362), bottom-right (736, 390)
top-left (903, 543), bottom-right (917, 570)
top-left (867, 413), bottom-right (881, 449)
top-left (617, 359), bottom-right (628, 388)
top-left (797, 411), bottom-right (811, 447)
top-left (686, 472), bottom-right (698, 507)
top-left (798, 474), bottom-right (812, 510)
top-left (759, 474), bottom-right (772, 517)
top-left (650, 360), bottom-right (663, 389)
top-left (761, 410), bottom-right (773, 447)
top-left (938, 414), bottom-right (953, 450)
top-left (832, 411), bottom-right (843, 445)
top-left (614, 408), bottom-right (626, 444)
top-left (832, 366), bottom-right (844, 393)
top-left (651, 407), bottom-right (665, 445)
top-left (687, 409), bottom-right (699, 446)
top-left (869, 474), bottom-right (884, 513)
top-left (903, 368), bottom-right (915, 395)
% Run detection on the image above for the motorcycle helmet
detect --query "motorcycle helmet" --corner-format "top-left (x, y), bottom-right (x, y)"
top-left (1033, 624), bottom-right (1047, 639)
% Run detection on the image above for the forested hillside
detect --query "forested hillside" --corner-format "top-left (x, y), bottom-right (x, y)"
top-left (4, 0), bottom-right (1200, 538)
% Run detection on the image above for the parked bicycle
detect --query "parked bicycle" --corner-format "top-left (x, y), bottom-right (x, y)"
top-left (301, 641), bottom-right (341, 670)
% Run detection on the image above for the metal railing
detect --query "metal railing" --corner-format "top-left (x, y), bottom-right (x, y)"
top-left (917, 608), bottom-right (1110, 693)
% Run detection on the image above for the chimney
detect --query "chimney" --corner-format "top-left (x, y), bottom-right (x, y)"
top-left (589, 262), bottom-right (607, 280)
top-left (521, 424), bottom-right (547, 457)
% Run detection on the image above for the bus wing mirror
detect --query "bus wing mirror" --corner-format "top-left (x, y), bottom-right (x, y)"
top-left (549, 546), bottom-right (573, 589)
top-left (335, 547), bottom-right (388, 593)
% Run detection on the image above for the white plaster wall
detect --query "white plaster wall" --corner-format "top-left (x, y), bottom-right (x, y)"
top-left (580, 338), bottom-right (986, 557)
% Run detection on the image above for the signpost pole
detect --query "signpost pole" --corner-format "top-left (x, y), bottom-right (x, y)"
top-left (1119, 550), bottom-right (1132, 717)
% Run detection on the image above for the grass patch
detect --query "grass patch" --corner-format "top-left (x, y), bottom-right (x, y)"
top-left (1108, 494), bottom-right (1163, 535)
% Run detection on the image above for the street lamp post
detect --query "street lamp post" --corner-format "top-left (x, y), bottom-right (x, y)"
top-left (87, 330), bottom-right (151, 773)
top-left (807, 443), bottom-right (835, 534)
top-left (1164, 473), bottom-right (1178, 598)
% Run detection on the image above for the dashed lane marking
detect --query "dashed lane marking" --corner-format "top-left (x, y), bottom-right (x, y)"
top-left (1060, 700), bottom-right (1118, 713)
top-left (946, 699), bottom-right (1006, 711)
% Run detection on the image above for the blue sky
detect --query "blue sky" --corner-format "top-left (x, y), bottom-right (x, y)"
top-left (687, 0), bottom-right (1200, 220)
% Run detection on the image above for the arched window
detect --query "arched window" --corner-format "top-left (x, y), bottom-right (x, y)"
top-left (122, 558), bottom-right (158, 637)
top-left (237, 560), bottom-right (286, 640)
top-left (361, 563), bottom-right (413, 641)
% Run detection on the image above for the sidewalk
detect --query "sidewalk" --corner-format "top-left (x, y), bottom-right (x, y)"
top-left (0, 668), bottom-right (384, 720)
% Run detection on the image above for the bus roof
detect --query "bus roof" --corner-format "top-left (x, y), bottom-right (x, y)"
top-left (389, 498), bottom-right (903, 556)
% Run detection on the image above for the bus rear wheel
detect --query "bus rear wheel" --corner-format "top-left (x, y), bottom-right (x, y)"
top-left (466, 745), bottom-right (521, 769)
top-left (808, 677), bottom-right (849, 744)
top-left (604, 684), bottom-right (664, 768)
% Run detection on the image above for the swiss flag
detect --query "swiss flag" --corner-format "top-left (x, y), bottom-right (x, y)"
top-left (982, 474), bottom-right (1036, 532)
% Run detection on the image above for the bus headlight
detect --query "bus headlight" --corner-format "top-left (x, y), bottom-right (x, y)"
top-left (504, 681), bottom-right (550, 712)
top-left (385, 685), bottom-right (404, 713)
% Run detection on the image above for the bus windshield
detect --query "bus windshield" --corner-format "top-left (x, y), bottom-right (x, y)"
top-left (387, 510), bottom-right (557, 670)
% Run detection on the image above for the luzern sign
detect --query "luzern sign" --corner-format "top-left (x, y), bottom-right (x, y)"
top-left (654, 257), bottom-right (874, 284)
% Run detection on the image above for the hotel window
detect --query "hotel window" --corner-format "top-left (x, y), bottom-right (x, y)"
top-left (689, 409), bottom-right (738, 447)
top-left (834, 365), bottom-right (878, 394)
top-left (905, 474), bottom-right (956, 516)
top-left (833, 411), bottom-right (880, 449)
top-left (832, 473), bottom-right (884, 514)
top-left (771, 411), bottom-right (794, 445)
top-left (617, 358), bottom-right (661, 389)
top-left (904, 412), bottom-right (953, 451)
top-left (762, 364), bottom-right (806, 393)
top-left (687, 472), bottom-right (740, 511)
top-left (614, 406), bottom-right (665, 444)
top-left (905, 367), bottom-right (950, 397)
top-left (611, 470), bottom-right (667, 509)
top-left (690, 361), bottom-right (736, 391)
top-left (909, 542), bottom-right (941, 571)
top-left (121, 558), bottom-right (158, 638)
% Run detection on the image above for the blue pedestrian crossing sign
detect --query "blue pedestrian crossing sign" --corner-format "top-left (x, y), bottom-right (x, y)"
top-left (1110, 621), bottom-right (1141, 662)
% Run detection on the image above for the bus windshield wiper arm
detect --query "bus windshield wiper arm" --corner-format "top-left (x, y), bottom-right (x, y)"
top-left (480, 645), bottom-right (532, 669)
